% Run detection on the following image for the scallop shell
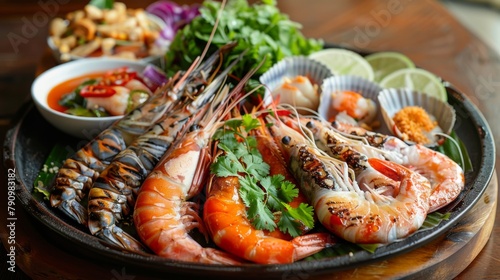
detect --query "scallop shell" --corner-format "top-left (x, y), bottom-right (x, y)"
top-left (259, 56), bottom-right (333, 111)
top-left (318, 75), bottom-right (386, 133)
top-left (378, 88), bottom-right (456, 146)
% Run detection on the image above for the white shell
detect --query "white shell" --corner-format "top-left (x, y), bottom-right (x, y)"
top-left (378, 88), bottom-right (455, 146)
top-left (318, 75), bottom-right (386, 133)
top-left (259, 56), bottom-right (333, 111)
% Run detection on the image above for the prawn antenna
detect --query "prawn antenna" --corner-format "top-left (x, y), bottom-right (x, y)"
top-left (196, 0), bottom-right (227, 69)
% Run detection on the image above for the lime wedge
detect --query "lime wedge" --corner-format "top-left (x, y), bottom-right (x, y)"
top-left (364, 52), bottom-right (415, 83)
top-left (379, 68), bottom-right (447, 101)
top-left (309, 49), bottom-right (375, 81)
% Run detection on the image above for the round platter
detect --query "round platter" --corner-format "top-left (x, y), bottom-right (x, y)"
top-left (3, 68), bottom-right (495, 278)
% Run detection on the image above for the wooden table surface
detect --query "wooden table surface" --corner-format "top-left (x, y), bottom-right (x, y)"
top-left (1, 0), bottom-right (499, 279)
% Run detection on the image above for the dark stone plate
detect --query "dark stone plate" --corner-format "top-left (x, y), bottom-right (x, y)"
top-left (3, 80), bottom-right (495, 279)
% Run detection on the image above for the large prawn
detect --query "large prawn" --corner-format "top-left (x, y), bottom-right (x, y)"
top-left (50, 44), bottom-right (235, 224)
top-left (204, 175), bottom-right (332, 264)
top-left (132, 64), bottom-right (258, 264)
top-left (333, 121), bottom-right (465, 213)
top-left (87, 53), bottom-right (243, 252)
top-left (269, 118), bottom-right (431, 244)
top-left (202, 115), bottom-right (332, 264)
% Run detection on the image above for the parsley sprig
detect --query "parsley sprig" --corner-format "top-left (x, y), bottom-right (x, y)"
top-left (210, 115), bottom-right (314, 237)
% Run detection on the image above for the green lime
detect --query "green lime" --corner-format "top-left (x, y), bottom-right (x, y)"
top-left (364, 52), bottom-right (415, 83)
top-left (309, 48), bottom-right (375, 81)
top-left (379, 68), bottom-right (447, 101)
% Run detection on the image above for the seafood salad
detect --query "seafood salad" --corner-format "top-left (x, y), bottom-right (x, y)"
top-left (33, 0), bottom-right (473, 268)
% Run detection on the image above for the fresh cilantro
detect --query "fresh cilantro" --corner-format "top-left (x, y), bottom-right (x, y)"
top-left (164, 0), bottom-right (323, 87)
top-left (211, 114), bottom-right (314, 237)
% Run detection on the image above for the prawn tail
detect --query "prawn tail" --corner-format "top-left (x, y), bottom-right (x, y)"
top-left (199, 248), bottom-right (243, 265)
top-left (51, 193), bottom-right (88, 226)
top-left (88, 200), bottom-right (147, 253)
top-left (95, 222), bottom-right (148, 253)
top-left (291, 232), bottom-right (336, 261)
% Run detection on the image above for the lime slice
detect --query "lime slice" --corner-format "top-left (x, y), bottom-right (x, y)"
top-left (379, 68), bottom-right (447, 101)
top-left (365, 52), bottom-right (415, 83)
top-left (309, 49), bottom-right (375, 81)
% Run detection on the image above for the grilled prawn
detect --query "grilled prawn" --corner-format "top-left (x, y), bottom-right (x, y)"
top-left (204, 175), bottom-right (332, 264)
top-left (132, 65), bottom-right (257, 263)
top-left (270, 118), bottom-right (431, 244)
top-left (87, 54), bottom-right (242, 251)
top-left (50, 44), bottom-right (235, 225)
top-left (333, 121), bottom-right (465, 213)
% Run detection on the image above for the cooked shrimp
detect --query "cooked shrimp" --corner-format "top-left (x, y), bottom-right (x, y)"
top-left (270, 118), bottom-right (431, 244)
top-left (203, 175), bottom-right (332, 264)
top-left (133, 59), bottom-right (257, 263)
top-left (299, 117), bottom-right (370, 173)
top-left (397, 144), bottom-right (465, 212)
top-left (133, 90), bottom-right (241, 263)
top-left (87, 52), bottom-right (243, 252)
top-left (86, 86), bottom-right (130, 116)
top-left (50, 44), bottom-right (235, 225)
top-left (333, 121), bottom-right (465, 212)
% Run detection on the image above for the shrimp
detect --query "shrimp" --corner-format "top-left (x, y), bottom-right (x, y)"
top-left (50, 44), bottom-right (235, 225)
top-left (85, 86), bottom-right (130, 116)
top-left (133, 61), bottom-right (258, 263)
top-left (203, 175), bottom-right (333, 264)
top-left (397, 144), bottom-right (465, 213)
top-left (87, 54), bottom-right (243, 251)
top-left (269, 118), bottom-right (431, 244)
top-left (333, 121), bottom-right (465, 212)
top-left (297, 117), bottom-right (371, 173)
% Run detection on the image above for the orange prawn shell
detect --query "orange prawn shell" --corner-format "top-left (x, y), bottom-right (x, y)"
top-left (203, 176), bottom-right (297, 264)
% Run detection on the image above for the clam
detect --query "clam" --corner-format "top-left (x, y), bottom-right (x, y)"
top-left (259, 56), bottom-right (333, 112)
top-left (318, 75), bottom-right (385, 132)
top-left (378, 88), bottom-right (455, 146)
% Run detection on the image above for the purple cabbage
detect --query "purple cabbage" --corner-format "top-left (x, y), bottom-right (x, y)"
top-left (147, 1), bottom-right (200, 45)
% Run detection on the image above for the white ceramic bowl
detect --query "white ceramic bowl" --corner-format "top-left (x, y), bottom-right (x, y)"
top-left (31, 58), bottom-right (149, 139)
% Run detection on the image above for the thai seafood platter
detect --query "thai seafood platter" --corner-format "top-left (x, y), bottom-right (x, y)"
top-left (33, 0), bottom-right (475, 267)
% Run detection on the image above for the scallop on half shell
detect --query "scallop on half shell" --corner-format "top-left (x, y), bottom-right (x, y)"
top-left (318, 75), bottom-right (386, 132)
top-left (378, 88), bottom-right (456, 147)
top-left (259, 56), bottom-right (333, 112)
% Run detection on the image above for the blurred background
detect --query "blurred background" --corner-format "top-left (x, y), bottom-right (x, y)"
top-left (0, 0), bottom-right (499, 120)
top-left (443, 0), bottom-right (500, 55)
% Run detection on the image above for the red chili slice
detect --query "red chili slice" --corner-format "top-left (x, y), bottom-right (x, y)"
top-left (101, 67), bottom-right (138, 86)
top-left (80, 85), bottom-right (116, 97)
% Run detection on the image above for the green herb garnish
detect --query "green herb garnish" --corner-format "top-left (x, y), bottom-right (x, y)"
top-left (210, 114), bottom-right (314, 237)
top-left (165, 0), bottom-right (323, 82)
